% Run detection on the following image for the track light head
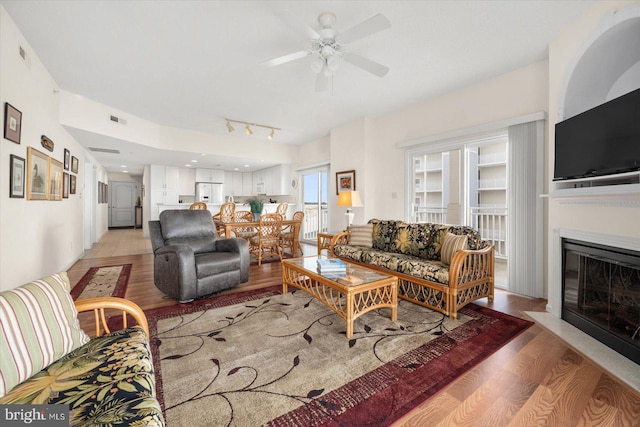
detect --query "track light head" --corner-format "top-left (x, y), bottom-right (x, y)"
top-left (226, 120), bottom-right (234, 132)
top-left (245, 124), bottom-right (253, 136)
top-left (268, 128), bottom-right (275, 140)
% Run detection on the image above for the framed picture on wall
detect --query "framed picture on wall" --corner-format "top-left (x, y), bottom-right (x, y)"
top-left (49, 158), bottom-right (63, 201)
top-left (70, 174), bottom-right (77, 195)
top-left (27, 147), bottom-right (49, 200)
top-left (71, 156), bottom-right (78, 174)
top-left (10, 154), bottom-right (25, 198)
top-left (4, 103), bottom-right (22, 144)
top-left (64, 149), bottom-right (70, 170)
top-left (335, 170), bottom-right (356, 195)
top-left (63, 172), bottom-right (69, 198)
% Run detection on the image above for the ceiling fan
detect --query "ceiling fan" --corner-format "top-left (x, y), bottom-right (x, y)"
top-left (264, 11), bottom-right (391, 91)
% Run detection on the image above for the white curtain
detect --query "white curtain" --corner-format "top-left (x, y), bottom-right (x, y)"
top-left (507, 120), bottom-right (544, 297)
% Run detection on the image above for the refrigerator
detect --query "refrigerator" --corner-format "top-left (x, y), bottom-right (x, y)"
top-left (195, 182), bottom-right (224, 204)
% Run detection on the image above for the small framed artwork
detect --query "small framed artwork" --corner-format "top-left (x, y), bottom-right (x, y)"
top-left (63, 172), bottom-right (69, 198)
top-left (336, 170), bottom-right (356, 195)
top-left (49, 158), bottom-right (63, 201)
top-left (70, 174), bottom-right (77, 194)
top-left (4, 103), bottom-right (22, 144)
top-left (27, 147), bottom-right (49, 200)
top-left (10, 154), bottom-right (25, 198)
top-left (71, 156), bottom-right (78, 174)
top-left (64, 149), bottom-right (70, 170)
top-left (98, 181), bottom-right (103, 203)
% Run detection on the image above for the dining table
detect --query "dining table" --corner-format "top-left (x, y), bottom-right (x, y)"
top-left (214, 218), bottom-right (303, 257)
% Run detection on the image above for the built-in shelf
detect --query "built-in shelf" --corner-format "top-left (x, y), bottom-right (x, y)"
top-left (478, 187), bottom-right (507, 191)
top-left (541, 172), bottom-right (640, 205)
top-left (478, 161), bottom-right (507, 168)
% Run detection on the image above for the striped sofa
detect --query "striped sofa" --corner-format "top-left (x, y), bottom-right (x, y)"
top-left (329, 219), bottom-right (495, 319)
top-left (0, 272), bottom-right (164, 426)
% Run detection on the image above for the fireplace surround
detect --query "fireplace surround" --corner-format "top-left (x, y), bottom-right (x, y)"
top-left (562, 238), bottom-right (640, 364)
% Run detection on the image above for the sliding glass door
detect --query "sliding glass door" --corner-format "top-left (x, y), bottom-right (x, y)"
top-left (300, 167), bottom-right (328, 244)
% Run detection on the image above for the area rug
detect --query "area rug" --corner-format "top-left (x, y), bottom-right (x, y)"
top-left (147, 287), bottom-right (533, 426)
top-left (71, 264), bottom-right (131, 300)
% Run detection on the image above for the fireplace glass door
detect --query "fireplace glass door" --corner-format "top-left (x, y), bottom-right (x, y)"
top-left (562, 239), bottom-right (640, 364)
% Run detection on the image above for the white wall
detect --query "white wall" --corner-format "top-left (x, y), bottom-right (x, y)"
top-left (0, 7), bottom-right (107, 291)
top-left (546, 1), bottom-right (640, 311)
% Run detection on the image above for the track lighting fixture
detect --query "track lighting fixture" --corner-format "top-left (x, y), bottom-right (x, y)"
top-left (225, 118), bottom-right (281, 140)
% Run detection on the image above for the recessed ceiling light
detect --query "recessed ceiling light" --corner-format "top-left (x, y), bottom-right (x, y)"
top-left (191, 160), bottom-right (197, 163)
top-left (185, 164), bottom-right (192, 167)
top-left (120, 165), bottom-right (127, 168)
top-left (233, 168), bottom-right (239, 171)
top-left (244, 164), bottom-right (250, 168)
top-left (123, 170), bottom-right (128, 173)
top-left (201, 153), bottom-right (206, 156)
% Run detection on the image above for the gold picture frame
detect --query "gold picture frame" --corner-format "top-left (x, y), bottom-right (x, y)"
top-left (27, 147), bottom-right (49, 200)
top-left (49, 158), bottom-right (63, 201)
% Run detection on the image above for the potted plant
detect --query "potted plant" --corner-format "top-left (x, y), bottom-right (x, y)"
top-left (245, 196), bottom-right (264, 221)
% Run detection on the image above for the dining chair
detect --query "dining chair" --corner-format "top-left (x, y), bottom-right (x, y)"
top-left (231, 210), bottom-right (257, 240)
top-left (189, 201), bottom-right (208, 210)
top-left (213, 202), bottom-right (236, 236)
top-left (280, 211), bottom-right (304, 257)
top-left (276, 202), bottom-right (288, 218)
top-left (248, 212), bottom-right (283, 266)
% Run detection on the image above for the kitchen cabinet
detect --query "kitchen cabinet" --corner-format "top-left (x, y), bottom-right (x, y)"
top-left (223, 171), bottom-right (252, 197)
top-left (150, 165), bottom-right (179, 220)
top-left (242, 172), bottom-right (253, 196)
top-left (195, 168), bottom-right (224, 183)
top-left (253, 164), bottom-right (291, 196)
top-left (179, 167), bottom-right (196, 195)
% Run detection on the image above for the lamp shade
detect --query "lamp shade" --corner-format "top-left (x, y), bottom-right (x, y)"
top-left (337, 190), bottom-right (363, 207)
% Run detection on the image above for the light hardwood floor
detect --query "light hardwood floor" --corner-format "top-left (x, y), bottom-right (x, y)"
top-left (68, 229), bottom-right (640, 426)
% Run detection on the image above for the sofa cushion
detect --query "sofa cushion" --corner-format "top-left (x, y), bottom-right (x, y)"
top-left (0, 272), bottom-right (90, 398)
top-left (195, 252), bottom-right (241, 278)
top-left (166, 236), bottom-right (217, 254)
top-left (369, 219), bottom-right (408, 253)
top-left (334, 246), bottom-right (450, 285)
top-left (0, 326), bottom-right (164, 426)
top-left (441, 232), bottom-right (469, 265)
top-left (160, 210), bottom-right (216, 240)
top-left (348, 224), bottom-right (373, 248)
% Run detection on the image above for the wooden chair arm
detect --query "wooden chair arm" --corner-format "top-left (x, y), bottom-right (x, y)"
top-left (328, 231), bottom-right (351, 257)
top-left (74, 297), bottom-right (149, 338)
top-left (448, 245), bottom-right (495, 289)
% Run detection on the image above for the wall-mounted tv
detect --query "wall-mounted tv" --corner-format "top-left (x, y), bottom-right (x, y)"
top-left (554, 88), bottom-right (640, 181)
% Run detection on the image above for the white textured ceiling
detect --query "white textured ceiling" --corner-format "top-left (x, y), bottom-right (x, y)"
top-left (2, 0), bottom-right (595, 173)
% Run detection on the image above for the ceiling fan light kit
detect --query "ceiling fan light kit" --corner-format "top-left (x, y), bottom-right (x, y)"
top-left (225, 119), bottom-right (280, 140)
top-left (264, 11), bottom-right (391, 92)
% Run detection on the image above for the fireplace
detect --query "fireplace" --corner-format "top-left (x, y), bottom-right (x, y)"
top-left (562, 238), bottom-right (640, 364)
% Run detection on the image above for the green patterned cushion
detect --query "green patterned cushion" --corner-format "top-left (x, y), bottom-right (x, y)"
top-left (0, 272), bottom-right (90, 397)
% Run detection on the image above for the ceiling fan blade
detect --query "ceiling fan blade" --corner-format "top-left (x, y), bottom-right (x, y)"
top-left (273, 8), bottom-right (320, 39)
top-left (315, 72), bottom-right (329, 92)
top-left (343, 52), bottom-right (389, 77)
top-left (339, 14), bottom-right (391, 44)
top-left (262, 50), bottom-right (311, 67)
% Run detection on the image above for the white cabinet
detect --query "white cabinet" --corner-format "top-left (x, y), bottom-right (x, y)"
top-left (195, 168), bottom-right (224, 182)
top-left (179, 167), bottom-right (195, 195)
top-left (223, 171), bottom-right (252, 197)
top-left (252, 165), bottom-right (291, 195)
top-left (232, 172), bottom-right (243, 197)
top-left (150, 165), bottom-right (179, 220)
top-left (242, 172), bottom-right (253, 196)
top-left (224, 171), bottom-right (234, 197)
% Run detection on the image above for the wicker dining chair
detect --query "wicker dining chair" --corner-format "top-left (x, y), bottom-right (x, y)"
top-left (276, 202), bottom-right (288, 218)
top-left (248, 213), bottom-right (283, 266)
top-left (213, 202), bottom-right (236, 236)
top-left (280, 211), bottom-right (304, 257)
top-left (189, 201), bottom-right (208, 210)
top-left (232, 210), bottom-right (257, 240)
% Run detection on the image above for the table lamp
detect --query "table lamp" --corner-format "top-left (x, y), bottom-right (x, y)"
top-left (337, 190), bottom-right (363, 229)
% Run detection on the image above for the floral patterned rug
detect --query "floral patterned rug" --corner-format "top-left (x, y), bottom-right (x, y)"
top-left (71, 264), bottom-right (131, 300)
top-left (147, 287), bottom-right (533, 426)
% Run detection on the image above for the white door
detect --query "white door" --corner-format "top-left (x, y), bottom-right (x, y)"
top-left (300, 167), bottom-right (328, 243)
top-left (109, 181), bottom-right (136, 227)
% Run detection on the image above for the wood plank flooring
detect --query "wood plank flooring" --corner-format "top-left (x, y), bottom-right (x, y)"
top-left (67, 229), bottom-right (640, 426)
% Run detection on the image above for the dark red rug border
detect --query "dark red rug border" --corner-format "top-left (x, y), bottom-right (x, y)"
top-left (147, 290), bottom-right (534, 425)
top-left (71, 263), bottom-right (132, 300)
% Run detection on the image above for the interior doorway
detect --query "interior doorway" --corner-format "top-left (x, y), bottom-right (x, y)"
top-left (109, 181), bottom-right (137, 228)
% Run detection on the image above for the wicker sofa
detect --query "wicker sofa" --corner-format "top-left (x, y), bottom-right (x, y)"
top-left (329, 219), bottom-right (494, 319)
top-left (0, 272), bottom-right (164, 426)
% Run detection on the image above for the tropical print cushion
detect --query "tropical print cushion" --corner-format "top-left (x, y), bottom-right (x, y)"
top-left (0, 326), bottom-right (164, 427)
top-left (368, 219), bottom-right (408, 253)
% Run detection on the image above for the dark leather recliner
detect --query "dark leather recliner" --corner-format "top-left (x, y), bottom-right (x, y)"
top-left (149, 210), bottom-right (249, 302)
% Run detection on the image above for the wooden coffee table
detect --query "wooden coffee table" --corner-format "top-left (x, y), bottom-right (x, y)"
top-left (282, 256), bottom-right (398, 338)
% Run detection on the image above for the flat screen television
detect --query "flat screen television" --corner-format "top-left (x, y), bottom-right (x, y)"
top-left (554, 88), bottom-right (640, 181)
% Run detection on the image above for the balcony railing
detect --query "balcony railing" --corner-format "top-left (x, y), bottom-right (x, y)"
top-left (414, 206), bottom-right (448, 224)
top-left (469, 206), bottom-right (507, 258)
top-left (302, 204), bottom-right (328, 241)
